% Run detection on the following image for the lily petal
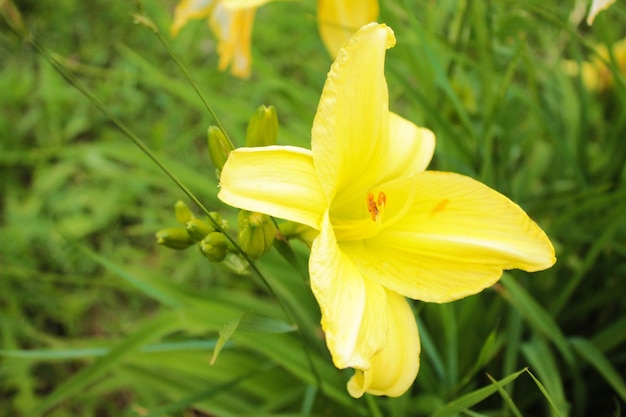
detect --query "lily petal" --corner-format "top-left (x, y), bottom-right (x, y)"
top-left (347, 290), bottom-right (420, 398)
top-left (587, 0), bottom-right (617, 24)
top-left (380, 113), bottom-right (435, 182)
top-left (312, 23), bottom-right (395, 205)
top-left (317, 0), bottom-right (379, 58)
top-left (221, 0), bottom-right (274, 9)
top-left (171, 0), bottom-right (215, 36)
top-left (209, 5), bottom-right (256, 78)
top-left (344, 171), bottom-right (556, 302)
top-left (310, 211), bottom-right (388, 370)
top-left (218, 146), bottom-right (326, 229)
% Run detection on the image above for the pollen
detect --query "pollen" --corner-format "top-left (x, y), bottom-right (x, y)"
top-left (429, 198), bottom-right (449, 218)
top-left (367, 191), bottom-right (387, 222)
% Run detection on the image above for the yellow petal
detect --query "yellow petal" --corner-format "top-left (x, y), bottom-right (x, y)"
top-left (221, 0), bottom-right (273, 9)
top-left (344, 171), bottom-right (556, 303)
top-left (209, 5), bottom-right (255, 78)
top-left (171, 0), bottom-right (215, 37)
top-left (379, 113), bottom-right (435, 183)
top-left (331, 173), bottom-right (416, 241)
top-left (312, 23), bottom-right (395, 207)
top-left (310, 211), bottom-right (388, 370)
top-left (347, 290), bottom-right (420, 398)
top-left (587, 0), bottom-right (617, 25)
top-left (218, 146), bottom-right (327, 230)
top-left (317, 0), bottom-right (379, 58)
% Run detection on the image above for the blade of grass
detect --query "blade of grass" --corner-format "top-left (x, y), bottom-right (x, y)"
top-left (431, 368), bottom-right (527, 417)
top-left (141, 363), bottom-right (276, 417)
top-left (485, 373), bottom-right (523, 417)
top-left (521, 337), bottom-right (568, 417)
top-left (525, 368), bottom-right (565, 417)
top-left (28, 311), bottom-right (184, 416)
top-left (497, 275), bottom-right (574, 366)
top-left (570, 337), bottom-right (626, 403)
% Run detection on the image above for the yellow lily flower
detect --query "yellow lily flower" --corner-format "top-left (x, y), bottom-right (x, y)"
top-left (218, 23), bottom-right (556, 397)
top-left (171, 0), bottom-right (271, 78)
top-left (317, 0), bottom-right (379, 58)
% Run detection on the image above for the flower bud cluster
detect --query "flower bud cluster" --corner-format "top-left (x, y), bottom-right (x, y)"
top-left (156, 201), bottom-right (281, 263)
top-left (155, 200), bottom-right (232, 263)
top-left (237, 210), bottom-right (277, 258)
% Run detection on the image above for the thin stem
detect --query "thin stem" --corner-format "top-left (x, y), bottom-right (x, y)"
top-left (7, 15), bottom-right (324, 395)
top-left (130, 7), bottom-right (235, 150)
top-left (365, 394), bottom-right (384, 417)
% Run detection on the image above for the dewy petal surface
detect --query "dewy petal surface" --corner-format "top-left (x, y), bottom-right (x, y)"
top-left (312, 23), bottom-right (395, 206)
top-left (317, 0), bottom-right (379, 58)
top-left (347, 290), bottom-right (420, 398)
top-left (310, 211), bottom-right (388, 370)
top-left (218, 146), bottom-right (326, 230)
top-left (344, 171), bottom-right (556, 303)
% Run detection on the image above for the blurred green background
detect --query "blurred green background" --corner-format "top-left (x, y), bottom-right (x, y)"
top-left (1, 0), bottom-right (625, 416)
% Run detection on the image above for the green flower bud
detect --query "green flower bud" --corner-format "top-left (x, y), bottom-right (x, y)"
top-left (175, 200), bottom-right (194, 225)
top-left (155, 227), bottom-right (194, 250)
top-left (237, 210), bottom-right (277, 258)
top-left (208, 211), bottom-right (229, 231)
top-left (245, 105), bottom-right (278, 147)
top-left (207, 126), bottom-right (234, 171)
top-left (278, 221), bottom-right (318, 248)
top-left (200, 232), bottom-right (229, 262)
top-left (185, 218), bottom-right (214, 241)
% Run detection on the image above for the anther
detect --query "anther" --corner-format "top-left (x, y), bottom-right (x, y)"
top-left (367, 191), bottom-right (387, 222)
top-left (367, 192), bottom-right (379, 221)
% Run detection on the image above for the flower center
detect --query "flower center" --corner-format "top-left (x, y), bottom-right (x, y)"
top-left (366, 191), bottom-right (386, 222)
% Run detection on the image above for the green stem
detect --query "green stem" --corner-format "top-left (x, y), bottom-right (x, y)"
top-left (7, 13), bottom-right (324, 395)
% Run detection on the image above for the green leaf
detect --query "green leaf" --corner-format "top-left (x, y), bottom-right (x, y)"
top-left (210, 315), bottom-right (242, 365)
top-left (238, 312), bottom-right (298, 334)
top-left (525, 368), bottom-right (566, 417)
top-left (521, 338), bottom-right (567, 417)
top-left (485, 373), bottom-right (523, 417)
top-left (570, 337), bottom-right (626, 403)
top-left (499, 274), bottom-right (574, 366)
top-left (432, 368), bottom-right (526, 417)
top-left (28, 311), bottom-right (183, 416)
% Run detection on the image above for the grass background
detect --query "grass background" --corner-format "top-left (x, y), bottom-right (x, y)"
top-left (1, 0), bottom-right (625, 416)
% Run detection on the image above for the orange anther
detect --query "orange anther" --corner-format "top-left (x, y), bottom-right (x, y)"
top-left (377, 192), bottom-right (386, 207)
top-left (367, 192), bottom-right (379, 221)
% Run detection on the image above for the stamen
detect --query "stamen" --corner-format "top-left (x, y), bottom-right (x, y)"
top-left (367, 192), bottom-right (379, 221)
top-left (366, 191), bottom-right (387, 222)
top-left (378, 192), bottom-right (386, 207)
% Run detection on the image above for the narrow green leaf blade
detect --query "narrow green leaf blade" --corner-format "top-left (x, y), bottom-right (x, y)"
top-left (432, 368), bottom-right (526, 417)
top-left (570, 337), bottom-right (626, 402)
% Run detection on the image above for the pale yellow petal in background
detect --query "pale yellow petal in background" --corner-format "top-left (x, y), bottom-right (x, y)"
top-left (312, 23), bottom-right (395, 205)
top-left (310, 212), bottom-right (388, 370)
top-left (344, 171), bottom-right (556, 303)
top-left (171, 0), bottom-right (215, 36)
top-left (347, 290), bottom-right (419, 398)
top-left (209, 5), bottom-right (256, 78)
top-left (587, 0), bottom-right (617, 24)
top-left (317, 0), bottom-right (379, 58)
top-left (218, 146), bottom-right (326, 229)
top-left (221, 0), bottom-right (274, 9)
